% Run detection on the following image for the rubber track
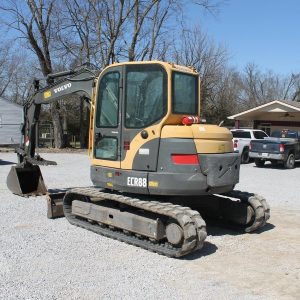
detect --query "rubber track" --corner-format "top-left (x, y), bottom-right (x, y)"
top-left (223, 190), bottom-right (270, 232)
top-left (63, 187), bottom-right (207, 258)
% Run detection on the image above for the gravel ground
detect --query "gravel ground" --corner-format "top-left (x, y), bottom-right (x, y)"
top-left (0, 152), bottom-right (299, 300)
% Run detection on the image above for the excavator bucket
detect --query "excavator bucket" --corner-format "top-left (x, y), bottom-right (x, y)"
top-left (6, 164), bottom-right (47, 196)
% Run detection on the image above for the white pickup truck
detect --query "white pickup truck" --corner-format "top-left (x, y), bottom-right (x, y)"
top-left (231, 129), bottom-right (268, 163)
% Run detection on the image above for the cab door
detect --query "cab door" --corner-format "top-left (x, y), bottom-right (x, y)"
top-left (93, 66), bottom-right (123, 168)
top-left (120, 64), bottom-right (167, 171)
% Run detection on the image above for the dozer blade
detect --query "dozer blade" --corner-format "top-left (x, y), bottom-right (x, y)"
top-left (47, 192), bottom-right (65, 219)
top-left (6, 164), bottom-right (48, 196)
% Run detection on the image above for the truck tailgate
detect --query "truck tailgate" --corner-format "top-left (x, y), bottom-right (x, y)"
top-left (251, 140), bottom-right (280, 153)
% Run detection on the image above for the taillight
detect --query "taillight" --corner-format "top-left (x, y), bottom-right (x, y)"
top-left (233, 139), bottom-right (238, 149)
top-left (171, 154), bottom-right (199, 165)
top-left (279, 144), bottom-right (285, 152)
top-left (249, 141), bottom-right (252, 150)
top-left (182, 116), bottom-right (200, 125)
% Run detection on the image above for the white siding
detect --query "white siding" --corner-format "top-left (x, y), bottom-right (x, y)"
top-left (0, 98), bottom-right (23, 145)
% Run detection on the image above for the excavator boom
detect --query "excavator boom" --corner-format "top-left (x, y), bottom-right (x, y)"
top-left (7, 67), bottom-right (97, 196)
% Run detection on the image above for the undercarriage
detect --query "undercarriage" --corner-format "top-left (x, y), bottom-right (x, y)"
top-left (47, 187), bottom-right (270, 257)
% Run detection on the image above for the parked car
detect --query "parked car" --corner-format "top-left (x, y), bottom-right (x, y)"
top-left (231, 129), bottom-right (268, 163)
top-left (249, 129), bottom-right (300, 169)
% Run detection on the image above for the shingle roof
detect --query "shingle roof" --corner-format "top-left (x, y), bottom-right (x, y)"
top-left (276, 99), bottom-right (300, 109)
top-left (228, 100), bottom-right (300, 119)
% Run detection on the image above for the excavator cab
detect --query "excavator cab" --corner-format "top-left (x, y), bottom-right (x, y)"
top-left (88, 61), bottom-right (238, 196)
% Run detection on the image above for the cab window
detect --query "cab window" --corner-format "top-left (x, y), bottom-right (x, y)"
top-left (125, 65), bottom-right (167, 128)
top-left (95, 137), bottom-right (118, 160)
top-left (96, 72), bottom-right (120, 128)
top-left (173, 72), bottom-right (198, 115)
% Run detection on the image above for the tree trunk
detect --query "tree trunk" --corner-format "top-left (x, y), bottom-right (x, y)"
top-left (51, 103), bottom-right (66, 148)
top-left (79, 98), bottom-right (89, 148)
top-left (79, 98), bottom-right (85, 148)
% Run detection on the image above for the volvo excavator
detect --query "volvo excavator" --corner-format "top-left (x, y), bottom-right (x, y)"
top-left (7, 61), bottom-right (270, 257)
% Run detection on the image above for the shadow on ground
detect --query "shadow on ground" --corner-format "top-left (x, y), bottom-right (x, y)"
top-left (0, 160), bottom-right (15, 166)
top-left (184, 241), bottom-right (218, 260)
top-left (206, 220), bottom-right (275, 237)
top-left (181, 222), bottom-right (275, 260)
top-left (253, 161), bottom-right (300, 170)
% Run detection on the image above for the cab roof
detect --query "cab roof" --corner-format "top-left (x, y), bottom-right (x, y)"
top-left (105, 61), bottom-right (198, 75)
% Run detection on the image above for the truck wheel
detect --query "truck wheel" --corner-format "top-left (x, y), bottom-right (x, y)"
top-left (241, 148), bottom-right (250, 164)
top-left (284, 153), bottom-right (295, 169)
top-left (254, 158), bottom-right (265, 167)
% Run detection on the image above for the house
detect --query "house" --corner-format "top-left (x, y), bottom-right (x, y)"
top-left (0, 98), bottom-right (23, 146)
top-left (227, 100), bottom-right (300, 136)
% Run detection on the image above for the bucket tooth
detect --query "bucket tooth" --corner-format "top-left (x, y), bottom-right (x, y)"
top-left (6, 164), bottom-right (47, 196)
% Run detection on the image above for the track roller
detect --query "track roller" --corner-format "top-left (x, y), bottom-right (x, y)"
top-left (166, 223), bottom-right (184, 245)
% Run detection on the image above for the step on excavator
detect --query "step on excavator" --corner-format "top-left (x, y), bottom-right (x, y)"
top-left (7, 61), bottom-right (270, 257)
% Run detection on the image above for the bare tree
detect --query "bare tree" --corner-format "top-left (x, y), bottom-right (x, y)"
top-left (207, 68), bottom-right (242, 123)
top-left (292, 77), bottom-right (300, 102)
top-left (0, 45), bottom-right (18, 98)
top-left (126, 0), bottom-right (182, 61)
top-left (54, 0), bottom-right (98, 147)
top-left (1, 0), bottom-right (259, 136)
top-left (239, 63), bottom-right (300, 109)
top-left (173, 26), bottom-right (229, 121)
top-left (94, 0), bottom-right (137, 66)
top-left (0, 0), bottom-right (67, 148)
top-left (126, 0), bottom-right (158, 61)
top-left (1, 51), bottom-right (36, 104)
top-left (193, 0), bottom-right (226, 15)
top-left (54, 0), bottom-right (97, 66)
top-left (283, 73), bottom-right (300, 101)
top-left (55, 0), bottom-right (184, 65)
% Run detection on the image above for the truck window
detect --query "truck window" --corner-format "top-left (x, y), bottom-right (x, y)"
top-left (271, 131), bottom-right (280, 138)
top-left (253, 131), bottom-right (268, 139)
top-left (231, 131), bottom-right (251, 138)
top-left (271, 130), bottom-right (298, 138)
top-left (287, 131), bottom-right (298, 138)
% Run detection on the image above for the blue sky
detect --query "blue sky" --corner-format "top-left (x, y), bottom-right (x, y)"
top-left (189, 0), bottom-right (300, 75)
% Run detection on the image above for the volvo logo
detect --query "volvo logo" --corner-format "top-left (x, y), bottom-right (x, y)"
top-left (54, 83), bottom-right (72, 93)
top-left (263, 144), bottom-right (267, 149)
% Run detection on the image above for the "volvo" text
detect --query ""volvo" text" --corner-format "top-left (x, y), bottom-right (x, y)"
top-left (54, 83), bottom-right (72, 93)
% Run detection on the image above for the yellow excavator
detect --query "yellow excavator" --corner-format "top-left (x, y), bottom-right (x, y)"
top-left (7, 61), bottom-right (270, 257)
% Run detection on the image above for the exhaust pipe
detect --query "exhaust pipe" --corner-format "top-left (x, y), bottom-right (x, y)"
top-left (7, 164), bottom-right (47, 196)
